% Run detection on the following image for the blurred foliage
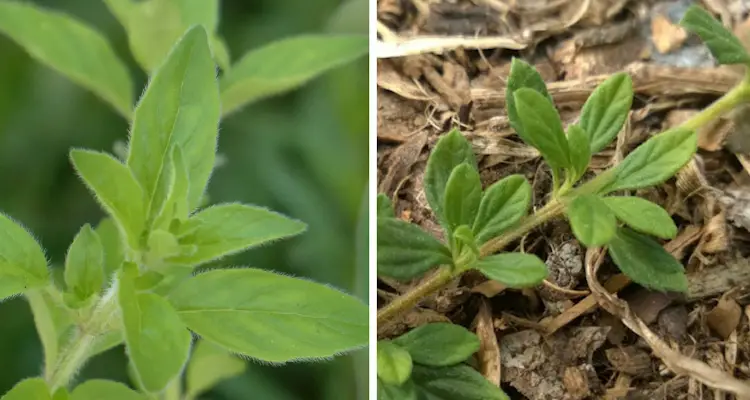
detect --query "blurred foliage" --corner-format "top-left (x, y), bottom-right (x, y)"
top-left (0, 0), bottom-right (369, 399)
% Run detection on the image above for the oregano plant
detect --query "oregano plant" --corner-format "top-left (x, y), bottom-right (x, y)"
top-left (377, 5), bottom-right (750, 398)
top-left (0, 17), bottom-right (367, 400)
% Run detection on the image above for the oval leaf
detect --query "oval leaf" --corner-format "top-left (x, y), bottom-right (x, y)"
top-left (473, 252), bottom-right (548, 288)
top-left (680, 5), bottom-right (750, 65)
top-left (0, 213), bottom-right (48, 300)
top-left (603, 196), bottom-right (677, 239)
top-left (377, 341), bottom-right (413, 385)
top-left (566, 124), bottom-right (591, 183)
top-left (1, 378), bottom-right (50, 400)
top-left (567, 194), bottom-right (617, 247)
top-left (506, 57), bottom-right (553, 143)
top-left (70, 380), bottom-right (146, 400)
top-left (377, 217), bottom-right (452, 280)
top-left (64, 224), bottom-right (104, 301)
top-left (443, 163), bottom-right (482, 233)
top-left (167, 268), bottom-right (369, 362)
top-left (393, 323), bottom-right (479, 367)
top-left (472, 175), bottom-right (531, 245)
top-left (412, 365), bottom-right (509, 400)
top-left (0, 2), bottom-right (133, 118)
top-left (186, 340), bottom-right (246, 399)
top-left (513, 88), bottom-right (570, 170)
top-left (608, 227), bottom-right (688, 292)
top-left (579, 73), bottom-right (633, 153)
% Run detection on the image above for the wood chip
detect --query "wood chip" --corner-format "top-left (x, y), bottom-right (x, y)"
top-left (474, 299), bottom-right (501, 386)
top-left (651, 14), bottom-right (688, 54)
top-left (706, 293), bottom-right (742, 340)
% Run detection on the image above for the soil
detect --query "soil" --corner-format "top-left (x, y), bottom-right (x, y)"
top-left (376, 1), bottom-right (750, 398)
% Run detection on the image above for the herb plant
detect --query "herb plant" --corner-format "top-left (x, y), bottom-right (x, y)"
top-left (377, 6), bottom-right (750, 398)
top-left (0, 1), bottom-right (368, 399)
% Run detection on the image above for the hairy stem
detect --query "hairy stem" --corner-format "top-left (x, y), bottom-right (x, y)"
top-left (681, 82), bottom-right (750, 131)
top-left (377, 267), bottom-right (453, 325)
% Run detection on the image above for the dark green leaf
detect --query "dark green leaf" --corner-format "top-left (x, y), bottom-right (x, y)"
top-left (680, 5), bottom-right (750, 65)
top-left (64, 224), bottom-right (104, 301)
top-left (377, 341), bottom-right (413, 385)
top-left (378, 378), bottom-right (417, 400)
top-left (474, 252), bottom-right (548, 288)
top-left (567, 194), bottom-right (617, 246)
top-left (411, 365), bottom-right (510, 400)
top-left (0, 213), bottom-right (49, 300)
top-left (393, 323), bottom-right (479, 367)
top-left (377, 218), bottom-right (452, 280)
top-left (513, 88), bottom-right (570, 170)
top-left (566, 124), bottom-right (591, 184)
top-left (603, 196), bottom-right (677, 239)
top-left (608, 227), bottom-right (688, 292)
top-left (443, 163), bottom-right (482, 233)
top-left (472, 175), bottom-right (530, 244)
top-left (377, 193), bottom-right (395, 218)
top-left (0, 378), bottom-right (50, 400)
top-left (579, 73), bottom-right (633, 153)
top-left (506, 57), bottom-right (553, 142)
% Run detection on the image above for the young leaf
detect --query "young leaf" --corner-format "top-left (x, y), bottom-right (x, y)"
top-left (119, 264), bottom-right (192, 393)
top-left (567, 194), bottom-right (617, 247)
top-left (473, 252), bottom-right (548, 288)
top-left (378, 379), bottom-right (417, 400)
top-left (127, 26), bottom-right (220, 220)
top-left (472, 175), bottom-right (531, 245)
top-left (167, 203), bottom-right (306, 267)
top-left (186, 340), bottom-right (246, 400)
top-left (424, 130), bottom-right (477, 229)
top-left (69, 380), bottom-right (146, 400)
top-left (25, 290), bottom-right (73, 374)
top-left (411, 365), bottom-right (509, 400)
top-left (579, 73), bottom-right (633, 153)
top-left (604, 128), bottom-right (696, 193)
top-left (167, 268), bottom-right (368, 362)
top-left (566, 124), bottom-right (591, 183)
top-left (513, 88), bottom-right (570, 170)
top-left (64, 224), bottom-right (104, 301)
top-left (0, 213), bottom-right (48, 300)
top-left (453, 225), bottom-right (479, 258)
top-left (506, 57), bottom-right (553, 142)
top-left (220, 34), bottom-right (368, 116)
top-left (0, 2), bottom-right (133, 118)
top-left (377, 218), bottom-right (452, 280)
top-left (680, 5), bottom-right (750, 65)
top-left (95, 218), bottom-right (125, 279)
top-left (377, 193), bottom-right (395, 218)
top-left (377, 341), bottom-right (413, 385)
top-left (443, 163), bottom-right (482, 233)
top-left (608, 227), bottom-right (688, 292)
top-left (603, 196), bottom-right (677, 239)
top-left (70, 150), bottom-right (145, 249)
top-left (152, 146), bottom-right (190, 230)
top-left (0, 378), bottom-right (51, 400)
top-left (393, 323), bottom-right (479, 367)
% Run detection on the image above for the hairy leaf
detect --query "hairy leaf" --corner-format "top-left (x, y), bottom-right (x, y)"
top-left (411, 365), bottom-right (510, 400)
top-left (70, 380), bottom-right (146, 400)
top-left (567, 194), bottom-right (617, 247)
top-left (95, 218), bottom-right (125, 280)
top-left (566, 124), bottom-right (591, 184)
top-left (377, 341), bottom-right (413, 385)
top-left (377, 218), bottom-right (452, 280)
top-left (579, 73), bottom-right (633, 153)
top-left (453, 225), bottom-right (479, 258)
top-left (186, 340), bottom-right (246, 399)
top-left (393, 323), bottom-right (479, 367)
top-left (474, 252), bottom-right (548, 288)
top-left (0, 378), bottom-right (50, 400)
top-left (513, 88), bottom-right (570, 170)
top-left (443, 163), bottom-right (482, 233)
top-left (26, 289), bottom-right (73, 374)
top-left (152, 146), bottom-right (190, 230)
top-left (603, 196), bottom-right (677, 239)
top-left (0, 213), bottom-right (48, 300)
top-left (506, 57), bottom-right (553, 142)
top-left (680, 5), bottom-right (750, 65)
top-left (64, 224), bottom-right (104, 301)
top-left (472, 175), bottom-right (530, 244)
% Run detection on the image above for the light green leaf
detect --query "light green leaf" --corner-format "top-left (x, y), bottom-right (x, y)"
top-left (377, 217), bottom-right (452, 280)
top-left (378, 378), bottom-right (417, 400)
top-left (411, 365), bottom-right (509, 400)
top-left (579, 73), bottom-right (633, 153)
top-left (0, 2), bottom-right (133, 118)
top-left (513, 88), bottom-right (570, 170)
top-left (220, 34), bottom-right (368, 116)
top-left (70, 150), bottom-right (145, 249)
top-left (52, 388), bottom-right (69, 400)
top-left (0, 213), bottom-right (48, 300)
top-left (70, 380), bottom-right (146, 400)
top-left (127, 26), bottom-right (220, 221)
top-left (152, 146), bottom-right (190, 230)
top-left (88, 330), bottom-right (124, 359)
top-left (26, 290), bottom-right (73, 376)
top-left (474, 252), bottom-right (548, 288)
top-left (506, 57), bottom-right (553, 143)
top-left (377, 193), bottom-right (395, 218)
top-left (608, 227), bottom-right (688, 292)
top-left (0, 378), bottom-right (50, 400)
top-left (567, 194), bottom-right (617, 247)
top-left (119, 264), bottom-right (192, 393)
top-left (147, 230), bottom-right (181, 259)
top-left (424, 130), bottom-right (477, 230)
top-left (377, 341), bottom-right (413, 385)
top-left (443, 163), bottom-right (482, 234)
top-left (167, 268), bottom-right (368, 362)
top-left (168, 203), bottom-right (306, 267)
top-left (603, 196), bottom-right (677, 239)
top-left (566, 124), bottom-right (591, 184)
top-left (186, 340), bottom-right (246, 400)
top-left (472, 175), bottom-right (531, 245)
top-left (453, 225), bottom-right (479, 258)
top-left (604, 128), bottom-right (696, 193)
top-left (95, 218), bottom-right (125, 280)
top-left (393, 323), bottom-right (479, 367)
top-left (64, 224), bottom-right (104, 301)
top-left (680, 5), bottom-right (750, 65)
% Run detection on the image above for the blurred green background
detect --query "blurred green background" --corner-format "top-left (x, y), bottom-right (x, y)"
top-left (0, 0), bottom-right (369, 399)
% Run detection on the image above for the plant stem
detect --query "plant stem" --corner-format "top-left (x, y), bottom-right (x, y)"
top-left (377, 267), bottom-right (453, 325)
top-left (680, 82), bottom-right (750, 131)
top-left (479, 200), bottom-right (564, 257)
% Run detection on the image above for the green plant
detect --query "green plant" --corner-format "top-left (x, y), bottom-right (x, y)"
top-left (377, 6), bottom-right (750, 398)
top-left (0, 2), bottom-right (368, 398)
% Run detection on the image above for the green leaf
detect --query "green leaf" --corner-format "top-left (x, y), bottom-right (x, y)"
top-left (579, 73), bottom-right (633, 153)
top-left (26, 289), bottom-right (73, 374)
top-left (453, 225), bottom-right (479, 258)
top-left (167, 268), bottom-right (368, 362)
top-left (443, 163), bottom-right (482, 235)
top-left (567, 194), bottom-right (617, 247)
top-left (377, 218), bottom-right (452, 280)
top-left (513, 88), bottom-right (570, 170)
top-left (0, 378), bottom-right (50, 400)
top-left (608, 227), bottom-right (688, 292)
top-left (95, 218), bottom-right (125, 280)
top-left (566, 124), bottom-right (591, 183)
top-left (70, 150), bottom-right (145, 249)
top-left (506, 57), bottom-right (553, 142)
top-left (220, 34), bottom-right (368, 116)
top-left (472, 175), bottom-right (531, 245)
top-left (377, 341), bottom-right (413, 385)
top-left (680, 5), bottom-right (750, 65)
top-left (424, 130), bottom-right (477, 229)
top-left (604, 128), bottom-right (697, 193)
top-left (152, 146), bottom-right (190, 230)
top-left (127, 26), bottom-right (220, 221)
top-left (603, 196), bottom-right (677, 239)
top-left (378, 378), bottom-right (417, 400)
top-left (393, 323), bottom-right (479, 367)
top-left (88, 330), bottom-right (124, 359)
top-left (474, 252), bottom-right (548, 288)
top-left (64, 224), bottom-right (104, 301)
top-left (0, 2), bottom-right (133, 118)
top-left (186, 340), bottom-right (246, 400)
top-left (377, 193), bottom-right (395, 218)
top-left (52, 388), bottom-right (69, 400)
top-left (70, 380), bottom-right (146, 400)
top-left (119, 264), bottom-right (192, 393)
top-left (0, 213), bottom-right (48, 300)
top-left (167, 203), bottom-right (306, 267)
top-left (411, 365), bottom-right (509, 400)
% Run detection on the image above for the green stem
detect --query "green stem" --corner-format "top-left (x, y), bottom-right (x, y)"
top-left (680, 82), bottom-right (750, 131)
top-left (377, 267), bottom-right (453, 326)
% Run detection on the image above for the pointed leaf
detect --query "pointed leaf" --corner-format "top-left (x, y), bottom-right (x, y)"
top-left (186, 340), bottom-right (246, 399)
top-left (64, 224), bottom-right (104, 301)
top-left (167, 268), bottom-right (368, 362)
top-left (393, 323), bottom-right (479, 367)
top-left (579, 73), bottom-right (633, 153)
top-left (377, 217), bottom-right (452, 280)
top-left (566, 124), bottom-right (591, 183)
top-left (443, 163), bottom-right (482, 233)
top-left (506, 57), bottom-right (553, 142)
top-left (474, 252), bottom-right (547, 288)
top-left (1, 378), bottom-right (50, 400)
top-left (513, 88), bottom-right (570, 170)
top-left (377, 193), bottom-right (395, 218)
top-left (153, 146), bottom-right (190, 230)
top-left (0, 2), bottom-right (133, 118)
top-left (603, 196), bottom-right (677, 239)
top-left (411, 365), bottom-right (509, 400)
top-left (680, 5), bottom-right (750, 65)
top-left (472, 175), bottom-right (531, 245)
top-left (567, 194), bottom-right (617, 246)
top-left (0, 213), bottom-right (48, 300)
top-left (70, 380), bottom-right (146, 400)
top-left (377, 341), bottom-right (413, 385)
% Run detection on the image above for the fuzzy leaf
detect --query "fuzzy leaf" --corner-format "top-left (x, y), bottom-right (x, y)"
top-left (377, 341), bottom-right (413, 385)
top-left (64, 224), bottom-right (104, 301)
top-left (506, 57), bottom-right (553, 142)
top-left (579, 73), bottom-right (633, 153)
top-left (186, 340), bottom-right (246, 399)
top-left (680, 5), bottom-right (750, 65)
top-left (95, 218), bottom-right (125, 280)
top-left (513, 88), bottom-right (570, 170)
top-left (474, 252), bottom-right (547, 288)
top-left (377, 193), bottom-right (395, 218)
top-left (152, 146), bottom-right (190, 230)
top-left (26, 290), bottom-right (73, 374)
top-left (377, 217), bottom-right (452, 280)
top-left (453, 225), bottom-right (479, 258)
top-left (566, 124), bottom-right (591, 183)
top-left (603, 196), bottom-right (677, 239)
top-left (411, 365), bottom-right (510, 400)
top-left (0, 378), bottom-right (50, 400)
top-left (443, 163), bottom-right (482, 233)
top-left (0, 213), bottom-right (48, 300)
top-left (378, 379), bottom-right (417, 400)
top-left (567, 194), bottom-right (617, 247)
top-left (70, 380), bottom-right (146, 400)
top-left (472, 175), bottom-right (531, 244)
top-left (167, 268), bottom-right (369, 362)
top-left (393, 323), bottom-right (479, 367)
